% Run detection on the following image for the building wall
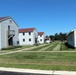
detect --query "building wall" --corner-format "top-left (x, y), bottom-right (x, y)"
top-left (33, 29), bottom-right (38, 44)
top-left (0, 18), bottom-right (19, 49)
top-left (19, 32), bottom-right (34, 45)
top-left (74, 31), bottom-right (76, 47)
top-left (19, 29), bottom-right (38, 45)
top-left (38, 34), bottom-right (45, 44)
top-left (66, 32), bottom-right (75, 47)
top-left (0, 24), bottom-right (1, 50)
top-left (0, 22), bottom-right (6, 49)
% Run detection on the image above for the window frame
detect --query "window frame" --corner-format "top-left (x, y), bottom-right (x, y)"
top-left (40, 39), bottom-right (42, 41)
top-left (23, 32), bottom-right (25, 35)
top-left (40, 35), bottom-right (42, 37)
top-left (23, 39), bottom-right (25, 42)
top-left (29, 32), bottom-right (31, 35)
top-left (29, 38), bottom-right (31, 42)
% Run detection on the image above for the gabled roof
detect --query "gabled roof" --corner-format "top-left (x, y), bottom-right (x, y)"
top-left (0, 16), bottom-right (10, 21)
top-left (67, 29), bottom-right (76, 36)
top-left (38, 32), bottom-right (44, 35)
top-left (0, 16), bottom-right (18, 27)
top-left (19, 28), bottom-right (35, 33)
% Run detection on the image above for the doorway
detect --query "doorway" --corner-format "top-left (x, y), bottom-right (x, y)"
top-left (8, 37), bottom-right (13, 46)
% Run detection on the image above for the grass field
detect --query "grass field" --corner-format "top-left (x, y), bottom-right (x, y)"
top-left (27, 41), bottom-right (75, 51)
top-left (0, 41), bottom-right (76, 71)
top-left (0, 52), bottom-right (76, 70)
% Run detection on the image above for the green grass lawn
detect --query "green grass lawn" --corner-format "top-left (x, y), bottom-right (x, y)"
top-left (1, 45), bottom-right (35, 51)
top-left (0, 41), bottom-right (76, 71)
top-left (0, 52), bottom-right (76, 71)
top-left (30, 44), bottom-right (50, 51)
top-left (1, 41), bottom-right (76, 51)
top-left (29, 41), bottom-right (76, 51)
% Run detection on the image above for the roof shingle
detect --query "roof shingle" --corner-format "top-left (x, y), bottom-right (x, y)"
top-left (19, 28), bottom-right (35, 33)
top-left (38, 32), bottom-right (44, 35)
top-left (0, 16), bottom-right (10, 21)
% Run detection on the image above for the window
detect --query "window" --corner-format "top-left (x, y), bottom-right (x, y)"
top-left (17, 41), bottom-right (19, 44)
top-left (40, 35), bottom-right (42, 37)
top-left (8, 26), bottom-right (10, 31)
top-left (23, 32), bottom-right (25, 35)
top-left (29, 32), bottom-right (31, 35)
top-left (40, 39), bottom-right (42, 41)
top-left (10, 20), bottom-right (12, 23)
top-left (29, 38), bottom-right (31, 41)
top-left (8, 26), bottom-right (10, 34)
top-left (23, 39), bottom-right (25, 42)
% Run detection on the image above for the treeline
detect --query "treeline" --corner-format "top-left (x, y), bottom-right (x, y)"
top-left (49, 33), bottom-right (67, 41)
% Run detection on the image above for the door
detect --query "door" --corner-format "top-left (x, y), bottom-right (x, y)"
top-left (8, 37), bottom-right (13, 46)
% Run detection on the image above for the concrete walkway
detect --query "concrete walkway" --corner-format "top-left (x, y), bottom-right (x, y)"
top-left (0, 67), bottom-right (76, 75)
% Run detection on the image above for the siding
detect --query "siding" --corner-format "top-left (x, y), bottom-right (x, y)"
top-left (0, 18), bottom-right (19, 49)
top-left (19, 29), bottom-right (38, 45)
top-left (74, 31), bottom-right (76, 47)
top-left (0, 24), bottom-right (1, 50)
top-left (1, 23), bottom-right (6, 48)
top-left (38, 34), bottom-right (45, 44)
top-left (67, 32), bottom-right (75, 47)
top-left (19, 32), bottom-right (34, 45)
top-left (33, 29), bottom-right (38, 44)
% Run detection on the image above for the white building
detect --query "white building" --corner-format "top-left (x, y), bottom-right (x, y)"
top-left (0, 16), bottom-right (19, 50)
top-left (45, 36), bottom-right (51, 43)
top-left (66, 29), bottom-right (76, 48)
top-left (19, 28), bottom-right (38, 45)
top-left (38, 32), bottom-right (45, 44)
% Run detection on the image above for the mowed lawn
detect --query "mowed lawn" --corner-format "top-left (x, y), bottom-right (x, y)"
top-left (28, 41), bottom-right (76, 51)
top-left (0, 41), bottom-right (76, 71)
top-left (0, 52), bottom-right (76, 71)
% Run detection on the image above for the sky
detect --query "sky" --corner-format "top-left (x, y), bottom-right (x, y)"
top-left (0, 0), bottom-right (76, 35)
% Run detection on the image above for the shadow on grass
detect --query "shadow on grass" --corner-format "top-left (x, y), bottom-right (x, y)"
top-left (1, 46), bottom-right (22, 50)
top-left (65, 42), bottom-right (75, 49)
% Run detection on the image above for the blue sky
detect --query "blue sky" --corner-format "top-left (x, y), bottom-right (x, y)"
top-left (0, 0), bottom-right (76, 35)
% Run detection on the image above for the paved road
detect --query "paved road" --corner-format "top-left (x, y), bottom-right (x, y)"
top-left (0, 71), bottom-right (55, 75)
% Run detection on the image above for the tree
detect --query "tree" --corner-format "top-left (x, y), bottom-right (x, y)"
top-left (49, 35), bottom-right (54, 41)
top-left (49, 32), bottom-right (67, 41)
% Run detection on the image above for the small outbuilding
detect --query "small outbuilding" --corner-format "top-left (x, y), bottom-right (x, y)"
top-left (45, 36), bottom-right (51, 43)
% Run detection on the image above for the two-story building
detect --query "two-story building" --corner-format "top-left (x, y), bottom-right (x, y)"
top-left (19, 28), bottom-right (38, 45)
top-left (0, 16), bottom-right (19, 50)
top-left (38, 32), bottom-right (45, 44)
